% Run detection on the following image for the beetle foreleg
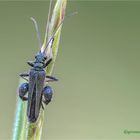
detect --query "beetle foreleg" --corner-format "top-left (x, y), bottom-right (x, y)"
top-left (19, 83), bottom-right (29, 101)
top-left (43, 58), bottom-right (52, 68)
top-left (43, 40), bottom-right (54, 68)
top-left (42, 86), bottom-right (53, 105)
top-left (27, 61), bottom-right (34, 67)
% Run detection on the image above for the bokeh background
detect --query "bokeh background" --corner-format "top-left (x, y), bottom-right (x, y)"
top-left (0, 1), bottom-right (140, 140)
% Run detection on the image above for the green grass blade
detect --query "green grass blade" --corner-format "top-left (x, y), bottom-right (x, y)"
top-left (43, 0), bottom-right (67, 75)
top-left (12, 80), bottom-right (27, 140)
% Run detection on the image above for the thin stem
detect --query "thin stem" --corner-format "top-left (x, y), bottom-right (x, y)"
top-left (12, 0), bottom-right (67, 140)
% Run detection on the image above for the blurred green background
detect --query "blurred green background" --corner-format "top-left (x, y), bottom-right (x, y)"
top-left (0, 1), bottom-right (140, 140)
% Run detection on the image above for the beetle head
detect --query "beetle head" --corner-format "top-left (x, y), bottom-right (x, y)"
top-left (35, 52), bottom-right (47, 64)
top-left (27, 52), bottom-right (47, 68)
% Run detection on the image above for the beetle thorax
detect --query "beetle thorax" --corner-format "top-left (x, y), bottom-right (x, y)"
top-left (34, 62), bottom-right (44, 69)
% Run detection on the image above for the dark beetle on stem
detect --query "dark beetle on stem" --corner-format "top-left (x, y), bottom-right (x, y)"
top-left (18, 0), bottom-right (65, 123)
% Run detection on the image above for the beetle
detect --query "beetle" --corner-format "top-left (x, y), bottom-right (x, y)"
top-left (18, 0), bottom-right (64, 123)
top-left (18, 28), bottom-right (58, 123)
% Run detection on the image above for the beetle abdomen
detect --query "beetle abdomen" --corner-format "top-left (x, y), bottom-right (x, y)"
top-left (27, 69), bottom-right (45, 123)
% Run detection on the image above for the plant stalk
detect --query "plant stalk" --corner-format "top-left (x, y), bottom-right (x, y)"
top-left (12, 0), bottom-right (67, 140)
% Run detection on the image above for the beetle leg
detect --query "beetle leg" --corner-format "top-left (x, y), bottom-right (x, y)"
top-left (27, 61), bottom-right (34, 67)
top-left (42, 86), bottom-right (53, 105)
top-left (43, 44), bottom-right (53, 68)
top-left (20, 73), bottom-right (29, 81)
top-left (19, 83), bottom-right (29, 101)
top-left (43, 58), bottom-right (52, 68)
top-left (46, 75), bottom-right (58, 82)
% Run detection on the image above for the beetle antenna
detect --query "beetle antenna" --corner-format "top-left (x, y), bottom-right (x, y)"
top-left (43, 11), bottom-right (77, 53)
top-left (30, 17), bottom-right (41, 49)
top-left (45, 0), bottom-right (53, 42)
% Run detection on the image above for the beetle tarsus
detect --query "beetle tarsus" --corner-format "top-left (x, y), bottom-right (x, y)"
top-left (46, 75), bottom-right (58, 82)
top-left (20, 73), bottom-right (29, 81)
